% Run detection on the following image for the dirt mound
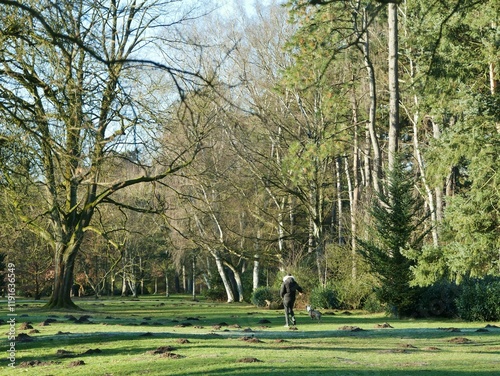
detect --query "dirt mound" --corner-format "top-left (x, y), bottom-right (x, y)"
top-left (146, 344), bottom-right (184, 359)
top-left (438, 327), bottom-right (460, 332)
top-left (19, 360), bottom-right (60, 368)
top-left (241, 336), bottom-right (262, 343)
top-left (160, 352), bottom-right (184, 359)
top-left (379, 349), bottom-right (408, 354)
top-left (19, 322), bottom-right (33, 330)
top-left (68, 360), bottom-right (85, 367)
top-left (238, 357), bottom-right (262, 363)
top-left (16, 333), bottom-right (34, 342)
top-left (56, 349), bottom-right (75, 358)
top-left (57, 348), bottom-right (101, 358)
top-left (147, 345), bottom-right (176, 355)
top-left (448, 337), bottom-right (473, 344)
top-left (338, 325), bottom-right (364, 332)
top-left (375, 323), bottom-right (393, 329)
top-left (399, 343), bottom-right (417, 349)
top-left (74, 316), bottom-right (91, 324)
top-left (82, 348), bottom-right (102, 355)
top-left (176, 322), bottom-right (192, 328)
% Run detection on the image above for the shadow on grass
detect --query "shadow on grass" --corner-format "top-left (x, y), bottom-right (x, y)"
top-left (14, 325), bottom-right (500, 363)
top-left (169, 366), bottom-right (500, 376)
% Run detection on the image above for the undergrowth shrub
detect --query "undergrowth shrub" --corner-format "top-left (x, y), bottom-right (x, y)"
top-left (362, 292), bottom-right (383, 313)
top-left (416, 280), bottom-right (459, 318)
top-left (333, 277), bottom-right (374, 310)
top-left (203, 287), bottom-right (226, 302)
top-left (309, 285), bottom-right (338, 309)
top-left (456, 277), bottom-right (500, 321)
top-left (251, 287), bottom-right (279, 307)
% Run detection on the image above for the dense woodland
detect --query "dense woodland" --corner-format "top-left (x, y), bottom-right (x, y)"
top-left (0, 0), bottom-right (499, 317)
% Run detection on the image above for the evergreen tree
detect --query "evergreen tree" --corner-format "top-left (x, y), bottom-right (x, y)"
top-left (412, 93), bottom-right (500, 282)
top-left (358, 154), bottom-right (429, 317)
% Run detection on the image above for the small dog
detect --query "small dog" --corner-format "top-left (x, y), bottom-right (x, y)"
top-left (306, 305), bottom-right (322, 322)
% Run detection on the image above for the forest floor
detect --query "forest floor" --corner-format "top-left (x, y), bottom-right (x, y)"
top-left (2, 295), bottom-right (500, 375)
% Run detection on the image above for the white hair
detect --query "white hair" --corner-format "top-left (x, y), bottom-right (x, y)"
top-left (283, 275), bottom-right (295, 282)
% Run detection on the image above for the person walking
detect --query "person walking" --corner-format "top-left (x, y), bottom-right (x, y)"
top-left (280, 274), bottom-right (303, 327)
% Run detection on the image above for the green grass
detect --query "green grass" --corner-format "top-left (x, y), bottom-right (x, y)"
top-left (2, 295), bottom-right (500, 375)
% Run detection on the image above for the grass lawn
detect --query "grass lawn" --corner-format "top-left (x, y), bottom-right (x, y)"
top-left (2, 295), bottom-right (500, 375)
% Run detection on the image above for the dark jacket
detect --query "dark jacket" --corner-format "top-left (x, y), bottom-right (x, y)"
top-left (280, 277), bottom-right (303, 301)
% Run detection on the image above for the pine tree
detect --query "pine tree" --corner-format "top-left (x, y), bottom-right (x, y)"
top-left (358, 154), bottom-right (429, 317)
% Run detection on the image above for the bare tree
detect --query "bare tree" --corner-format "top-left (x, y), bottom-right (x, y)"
top-left (0, 0), bottom-right (213, 309)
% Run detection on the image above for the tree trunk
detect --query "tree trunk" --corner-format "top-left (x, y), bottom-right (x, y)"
top-left (362, 8), bottom-right (382, 193)
top-left (127, 275), bottom-right (137, 298)
top-left (121, 266), bottom-right (127, 297)
top-left (433, 119), bottom-right (444, 223)
top-left (363, 124), bottom-right (370, 187)
top-left (350, 88), bottom-right (360, 280)
top-left (182, 264), bottom-right (187, 293)
top-left (413, 114), bottom-right (439, 246)
top-left (345, 153), bottom-right (358, 280)
top-left (387, 3), bottom-right (400, 173)
top-left (264, 187), bottom-right (286, 271)
top-left (253, 254), bottom-right (259, 291)
top-left (45, 245), bottom-right (80, 310)
top-left (192, 256), bottom-right (197, 301)
top-left (224, 261), bottom-right (244, 302)
top-left (203, 257), bottom-right (212, 290)
top-left (110, 275), bottom-right (115, 296)
top-left (335, 157), bottom-right (343, 245)
top-left (212, 250), bottom-right (234, 303)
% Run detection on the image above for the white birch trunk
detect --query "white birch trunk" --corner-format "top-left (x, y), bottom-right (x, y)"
top-left (253, 254), bottom-right (259, 291)
top-left (225, 262), bottom-right (244, 302)
top-left (213, 250), bottom-right (235, 303)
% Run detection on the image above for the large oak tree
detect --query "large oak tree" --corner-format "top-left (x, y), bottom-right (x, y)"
top-left (0, 0), bottom-right (211, 308)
